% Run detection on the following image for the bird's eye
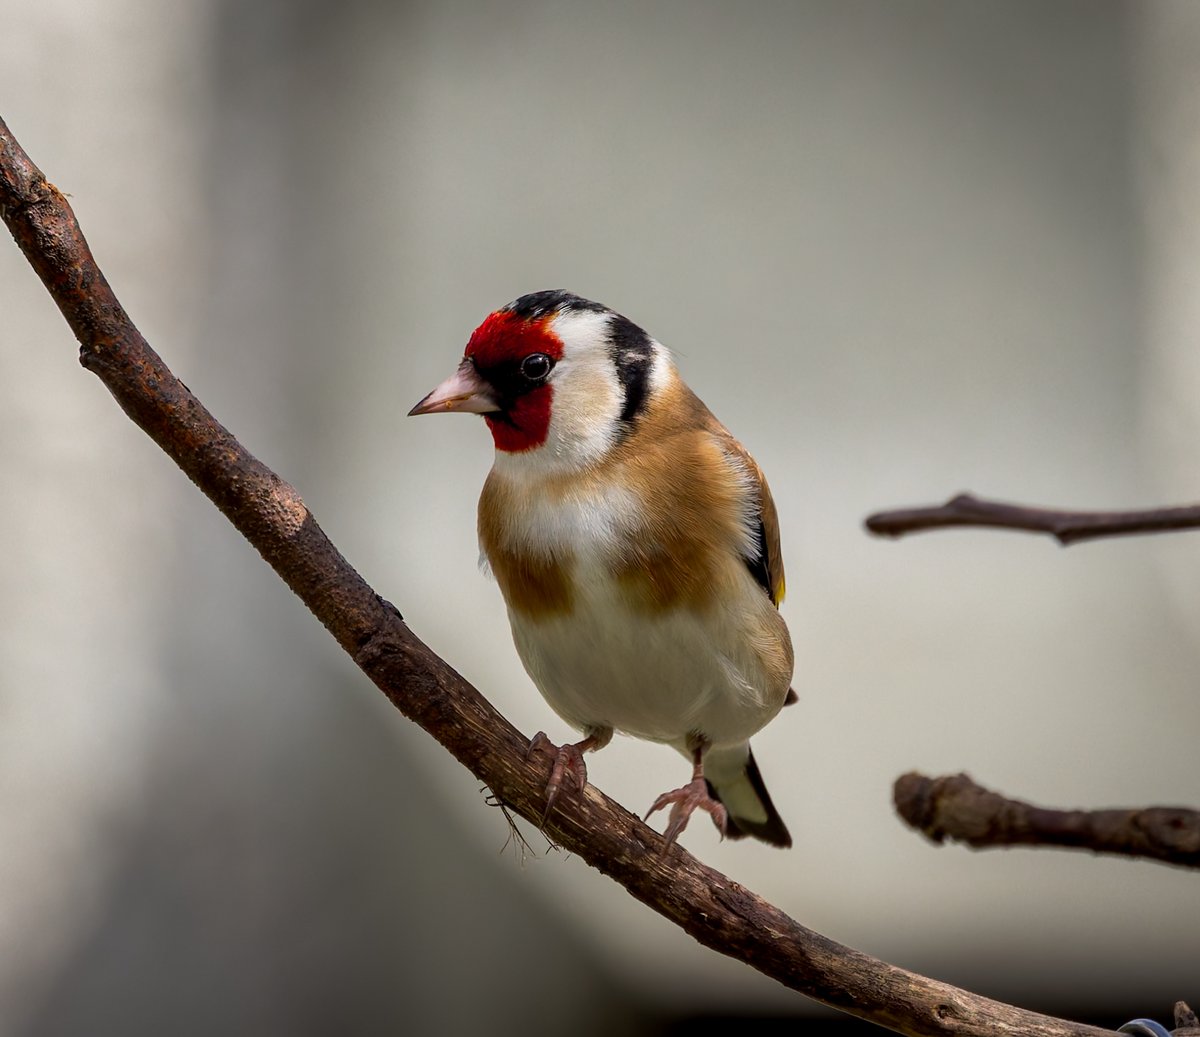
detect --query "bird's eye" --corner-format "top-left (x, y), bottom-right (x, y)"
top-left (520, 353), bottom-right (554, 381)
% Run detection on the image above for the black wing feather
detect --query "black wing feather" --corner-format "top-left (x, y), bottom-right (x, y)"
top-left (744, 515), bottom-right (774, 603)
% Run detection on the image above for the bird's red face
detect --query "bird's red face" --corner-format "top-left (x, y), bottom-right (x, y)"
top-left (410, 307), bottom-right (564, 453)
top-left (464, 310), bottom-right (563, 452)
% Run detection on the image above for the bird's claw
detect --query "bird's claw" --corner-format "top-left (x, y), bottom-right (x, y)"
top-left (527, 731), bottom-right (589, 821)
top-left (645, 776), bottom-right (728, 848)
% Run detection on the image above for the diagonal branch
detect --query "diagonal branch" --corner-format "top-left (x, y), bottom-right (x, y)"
top-left (894, 773), bottom-right (1200, 871)
top-left (0, 114), bottom-right (1117, 1037)
top-left (864, 492), bottom-right (1200, 545)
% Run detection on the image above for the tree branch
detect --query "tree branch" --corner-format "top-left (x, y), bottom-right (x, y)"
top-left (864, 492), bottom-right (1200, 545)
top-left (1, 114), bottom-right (1120, 1037)
top-left (894, 773), bottom-right (1200, 870)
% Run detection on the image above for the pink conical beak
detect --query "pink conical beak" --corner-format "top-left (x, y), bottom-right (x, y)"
top-left (408, 360), bottom-right (501, 416)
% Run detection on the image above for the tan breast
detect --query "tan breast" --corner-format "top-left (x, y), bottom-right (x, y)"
top-left (479, 530), bottom-right (575, 618)
top-left (478, 379), bottom-right (768, 621)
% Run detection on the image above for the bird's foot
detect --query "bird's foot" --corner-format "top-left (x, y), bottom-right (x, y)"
top-left (527, 731), bottom-right (591, 821)
top-left (645, 777), bottom-right (728, 848)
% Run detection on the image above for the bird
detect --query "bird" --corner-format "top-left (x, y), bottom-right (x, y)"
top-left (409, 290), bottom-right (795, 848)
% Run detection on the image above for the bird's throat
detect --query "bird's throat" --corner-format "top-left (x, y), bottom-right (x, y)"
top-left (485, 384), bottom-right (553, 452)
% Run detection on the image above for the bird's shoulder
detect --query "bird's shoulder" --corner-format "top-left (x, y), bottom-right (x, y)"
top-left (612, 376), bottom-right (786, 609)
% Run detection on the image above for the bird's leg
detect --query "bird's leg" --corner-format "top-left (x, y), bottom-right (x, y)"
top-left (527, 727), bottom-right (611, 821)
top-left (644, 736), bottom-right (728, 848)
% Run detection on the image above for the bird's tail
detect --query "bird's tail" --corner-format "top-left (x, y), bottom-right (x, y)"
top-left (704, 743), bottom-right (792, 848)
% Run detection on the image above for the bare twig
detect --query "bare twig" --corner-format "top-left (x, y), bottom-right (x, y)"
top-left (865, 492), bottom-right (1200, 545)
top-left (0, 114), bottom-right (1119, 1037)
top-left (894, 773), bottom-right (1200, 871)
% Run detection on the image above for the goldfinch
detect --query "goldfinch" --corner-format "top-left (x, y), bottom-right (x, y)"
top-left (410, 291), bottom-right (795, 848)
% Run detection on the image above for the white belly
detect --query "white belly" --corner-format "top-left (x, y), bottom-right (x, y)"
top-left (508, 557), bottom-right (788, 752)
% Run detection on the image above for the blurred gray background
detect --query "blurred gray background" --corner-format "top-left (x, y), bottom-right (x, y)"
top-left (3, 1), bottom-right (1199, 1033)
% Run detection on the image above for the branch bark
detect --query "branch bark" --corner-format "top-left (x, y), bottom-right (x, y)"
top-left (894, 773), bottom-right (1200, 870)
top-left (0, 114), bottom-right (1120, 1037)
top-left (864, 492), bottom-right (1200, 545)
